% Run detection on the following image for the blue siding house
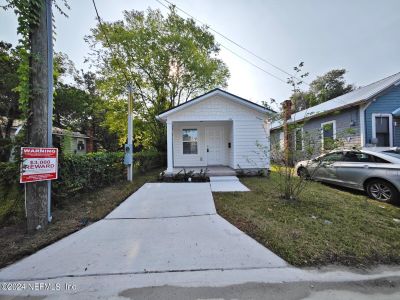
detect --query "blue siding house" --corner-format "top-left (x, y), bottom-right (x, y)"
top-left (271, 72), bottom-right (400, 152)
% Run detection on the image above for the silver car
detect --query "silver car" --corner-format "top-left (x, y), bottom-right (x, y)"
top-left (295, 149), bottom-right (400, 204)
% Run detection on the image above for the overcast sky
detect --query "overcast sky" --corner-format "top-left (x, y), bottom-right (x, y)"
top-left (1, 0), bottom-right (400, 106)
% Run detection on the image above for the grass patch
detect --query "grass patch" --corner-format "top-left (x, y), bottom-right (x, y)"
top-left (214, 172), bottom-right (400, 267)
top-left (0, 169), bottom-right (161, 268)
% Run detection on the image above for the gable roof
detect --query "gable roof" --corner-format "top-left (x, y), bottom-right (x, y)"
top-left (156, 88), bottom-right (276, 122)
top-left (271, 72), bottom-right (400, 129)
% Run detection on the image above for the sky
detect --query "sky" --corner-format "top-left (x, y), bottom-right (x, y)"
top-left (1, 0), bottom-right (400, 107)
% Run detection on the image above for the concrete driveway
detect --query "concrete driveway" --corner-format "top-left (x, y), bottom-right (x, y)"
top-left (0, 183), bottom-right (286, 281)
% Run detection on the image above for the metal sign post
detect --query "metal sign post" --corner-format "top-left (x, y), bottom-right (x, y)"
top-left (125, 84), bottom-right (133, 181)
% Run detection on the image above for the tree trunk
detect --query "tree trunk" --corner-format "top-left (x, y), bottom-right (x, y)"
top-left (25, 0), bottom-right (50, 233)
top-left (282, 100), bottom-right (292, 166)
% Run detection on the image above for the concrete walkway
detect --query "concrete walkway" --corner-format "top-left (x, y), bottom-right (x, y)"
top-left (1, 182), bottom-right (400, 299)
top-left (0, 182), bottom-right (285, 280)
top-left (209, 176), bottom-right (250, 192)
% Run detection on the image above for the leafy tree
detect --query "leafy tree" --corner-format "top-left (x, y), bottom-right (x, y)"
top-left (87, 7), bottom-right (230, 150)
top-left (290, 69), bottom-right (355, 113)
top-left (310, 69), bottom-right (354, 104)
top-left (54, 69), bottom-right (120, 151)
top-left (0, 41), bottom-right (21, 161)
top-left (54, 83), bottom-right (93, 129)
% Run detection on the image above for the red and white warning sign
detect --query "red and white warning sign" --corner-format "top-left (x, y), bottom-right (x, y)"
top-left (20, 147), bottom-right (58, 183)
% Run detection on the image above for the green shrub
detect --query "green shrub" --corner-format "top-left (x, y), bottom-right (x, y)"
top-left (53, 152), bottom-right (125, 199)
top-left (134, 150), bottom-right (166, 174)
top-left (0, 162), bottom-right (24, 225)
top-left (0, 150), bottom-right (166, 224)
top-left (53, 150), bottom-right (165, 198)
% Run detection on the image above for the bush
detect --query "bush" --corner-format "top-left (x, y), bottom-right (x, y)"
top-left (53, 152), bottom-right (125, 199)
top-left (0, 162), bottom-right (23, 225)
top-left (51, 150), bottom-right (166, 199)
top-left (134, 150), bottom-right (166, 174)
top-left (0, 150), bottom-right (166, 224)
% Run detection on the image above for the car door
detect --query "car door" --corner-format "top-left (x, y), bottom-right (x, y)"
top-left (312, 152), bottom-right (343, 183)
top-left (335, 151), bottom-right (393, 190)
top-left (334, 151), bottom-right (370, 189)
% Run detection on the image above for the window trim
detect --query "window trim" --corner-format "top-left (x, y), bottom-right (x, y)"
top-left (321, 120), bottom-right (336, 150)
top-left (182, 128), bottom-right (198, 155)
top-left (371, 113), bottom-right (393, 147)
top-left (294, 127), bottom-right (304, 151)
top-left (279, 131), bottom-right (284, 149)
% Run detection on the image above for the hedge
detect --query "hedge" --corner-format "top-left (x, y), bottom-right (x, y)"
top-left (54, 151), bottom-right (166, 198)
top-left (0, 150), bottom-right (166, 224)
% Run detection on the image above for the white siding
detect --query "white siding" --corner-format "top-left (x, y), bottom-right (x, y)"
top-left (167, 94), bottom-right (270, 170)
top-left (234, 119), bottom-right (269, 169)
top-left (173, 121), bottom-right (232, 167)
top-left (168, 96), bottom-right (264, 122)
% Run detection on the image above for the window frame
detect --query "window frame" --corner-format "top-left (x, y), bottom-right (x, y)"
top-left (182, 128), bottom-right (198, 155)
top-left (371, 113), bottom-right (393, 147)
top-left (321, 120), bottom-right (336, 150)
top-left (320, 151), bottom-right (344, 162)
top-left (341, 151), bottom-right (390, 163)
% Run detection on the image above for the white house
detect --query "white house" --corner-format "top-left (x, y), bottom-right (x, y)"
top-left (157, 89), bottom-right (275, 174)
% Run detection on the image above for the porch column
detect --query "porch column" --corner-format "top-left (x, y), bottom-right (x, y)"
top-left (166, 120), bottom-right (173, 173)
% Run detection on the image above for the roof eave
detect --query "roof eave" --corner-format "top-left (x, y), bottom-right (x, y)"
top-left (156, 89), bottom-right (273, 121)
top-left (271, 98), bottom-right (369, 130)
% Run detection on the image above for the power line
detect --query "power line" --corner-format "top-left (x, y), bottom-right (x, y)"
top-left (155, 0), bottom-right (308, 86)
top-left (91, 0), bottom-right (131, 83)
top-left (91, 0), bottom-right (156, 118)
top-left (219, 44), bottom-right (286, 84)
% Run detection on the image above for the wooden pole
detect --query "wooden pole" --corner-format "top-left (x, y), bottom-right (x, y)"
top-left (25, 0), bottom-right (51, 233)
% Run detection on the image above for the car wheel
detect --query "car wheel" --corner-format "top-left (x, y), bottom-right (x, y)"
top-left (366, 179), bottom-right (399, 204)
top-left (297, 167), bottom-right (310, 179)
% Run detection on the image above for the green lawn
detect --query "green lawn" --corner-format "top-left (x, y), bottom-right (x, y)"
top-left (214, 172), bottom-right (400, 267)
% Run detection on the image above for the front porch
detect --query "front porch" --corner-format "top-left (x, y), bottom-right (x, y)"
top-left (166, 120), bottom-right (234, 174)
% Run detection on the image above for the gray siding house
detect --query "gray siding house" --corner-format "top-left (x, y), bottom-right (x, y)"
top-left (271, 72), bottom-right (400, 155)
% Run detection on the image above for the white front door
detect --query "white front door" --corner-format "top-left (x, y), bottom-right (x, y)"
top-left (205, 126), bottom-right (225, 165)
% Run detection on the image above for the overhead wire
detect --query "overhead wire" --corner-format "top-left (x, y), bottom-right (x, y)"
top-left (155, 0), bottom-right (309, 86)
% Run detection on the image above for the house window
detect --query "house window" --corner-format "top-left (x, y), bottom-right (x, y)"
top-left (279, 131), bottom-right (284, 149)
top-left (77, 140), bottom-right (85, 151)
top-left (321, 121), bottom-right (336, 150)
top-left (182, 129), bottom-right (198, 154)
top-left (372, 114), bottom-right (393, 147)
top-left (295, 128), bottom-right (303, 151)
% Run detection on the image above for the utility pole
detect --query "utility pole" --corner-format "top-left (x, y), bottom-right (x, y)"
top-left (126, 84), bottom-right (133, 181)
top-left (25, 0), bottom-right (52, 233)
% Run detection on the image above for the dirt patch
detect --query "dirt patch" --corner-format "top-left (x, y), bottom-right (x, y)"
top-left (119, 277), bottom-right (400, 300)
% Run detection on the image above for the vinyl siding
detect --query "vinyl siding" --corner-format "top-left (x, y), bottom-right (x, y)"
top-left (167, 95), bottom-right (269, 169)
top-left (234, 119), bottom-right (269, 169)
top-left (302, 107), bottom-right (361, 149)
top-left (172, 121), bottom-right (232, 167)
top-left (270, 106), bottom-right (361, 159)
top-left (365, 85), bottom-right (400, 146)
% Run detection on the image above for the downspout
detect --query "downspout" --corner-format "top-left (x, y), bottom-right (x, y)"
top-left (359, 100), bottom-right (373, 148)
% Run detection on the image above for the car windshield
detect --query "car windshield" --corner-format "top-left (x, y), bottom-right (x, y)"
top-left (382, 150), bottom-right (400, 159)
